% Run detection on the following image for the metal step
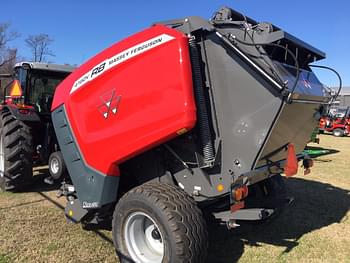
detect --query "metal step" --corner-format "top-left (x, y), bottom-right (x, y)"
top-left (214, 208), bottom-right (275, 222)
top-left (212, 197), bottom-right (294, 227)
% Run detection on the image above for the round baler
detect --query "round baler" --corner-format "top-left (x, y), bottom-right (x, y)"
top-left (51, 7), bottom-right (332, 262)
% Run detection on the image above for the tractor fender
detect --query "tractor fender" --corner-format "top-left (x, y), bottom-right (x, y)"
top-left (3, 104), bottom-right (41, 122)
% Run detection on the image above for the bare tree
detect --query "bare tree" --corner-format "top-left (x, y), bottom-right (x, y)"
top-left (25, 34), bottom-right (54, 62)
top-left (0, 49), bottom-right (17, 73)
top-left (0, 23), bottom-right (19, 69)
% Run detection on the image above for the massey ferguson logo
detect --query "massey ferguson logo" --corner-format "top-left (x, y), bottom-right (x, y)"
top-left (303, 79), bottom-right (312, 89)
top-left (98, 89), bottom-right (121, 119)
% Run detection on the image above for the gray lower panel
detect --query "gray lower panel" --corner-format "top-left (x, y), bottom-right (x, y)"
top-left (52, 105), bottom-right (119, 208)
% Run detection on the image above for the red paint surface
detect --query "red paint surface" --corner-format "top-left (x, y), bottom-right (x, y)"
top-left (52, 25), bottom-right (196, 175)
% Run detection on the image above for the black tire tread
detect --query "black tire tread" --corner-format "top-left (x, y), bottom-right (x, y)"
top-left (333, 128), bottom-right (344, 137)
top-left (0, 108), bottom-right (33, 190)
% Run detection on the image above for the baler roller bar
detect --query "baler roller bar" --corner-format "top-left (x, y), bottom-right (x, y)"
top-left (189, 37), bottom-right (215, 167)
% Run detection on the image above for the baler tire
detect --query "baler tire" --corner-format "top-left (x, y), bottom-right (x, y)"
top-left (112, 182), bottom-right (208, 263)
top-left (332, 128), bottom-right (344, 137)
top-left (0, 109), bottom-right (33, 191)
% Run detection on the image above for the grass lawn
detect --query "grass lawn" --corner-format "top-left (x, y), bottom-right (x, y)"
top-left (0, 134), bottom-right (349, 262)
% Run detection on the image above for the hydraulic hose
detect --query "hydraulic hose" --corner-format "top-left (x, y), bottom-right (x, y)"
top-left (231, 36), bottom-right (300, 95)
top-left (309, 64), bottom-right (342, 106)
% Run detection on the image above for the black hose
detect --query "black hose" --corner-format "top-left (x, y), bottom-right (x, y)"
top-left (231, 36), bottom-right (300, 95)
top-left (239, 29), bottom-right (285, 86)
top-left (309, 65), bottom-right (342, 105)
top-left (189, 38), bottom-right (215, 167)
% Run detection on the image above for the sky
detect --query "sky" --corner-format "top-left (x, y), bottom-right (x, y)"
top-left (1, 0), bottom-right (350, 88)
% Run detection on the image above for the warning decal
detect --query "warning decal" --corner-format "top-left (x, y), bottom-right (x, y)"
top-left (70, 34), bottom-right (175, 94)
top-left (10, 80), bottom-right (22, 97)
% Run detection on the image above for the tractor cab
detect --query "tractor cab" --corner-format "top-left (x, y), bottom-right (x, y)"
top-left (4, 62), bottom-right (74, 116)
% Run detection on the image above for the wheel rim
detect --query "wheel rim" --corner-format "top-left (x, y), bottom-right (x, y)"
top-left (0, 132), bottom-right (4, 178)
top-left (50, 158), bottom-right (59, 174)
top-left (334, 130), bottom-right (342, 136)
top-left (124, 211), bottom-right (164, 263)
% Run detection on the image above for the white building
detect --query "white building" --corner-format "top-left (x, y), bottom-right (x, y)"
top-left (333, 87), bottom-right (350, 107)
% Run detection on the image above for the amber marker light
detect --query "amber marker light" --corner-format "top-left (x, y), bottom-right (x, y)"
top-left (232, 185), bottom-right (249, 202)
top-left (216, 184), bottom-right (224, 192)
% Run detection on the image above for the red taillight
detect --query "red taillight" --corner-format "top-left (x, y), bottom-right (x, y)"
top-left (18, 109), bottom-right (30, 114)
top-left (5, 97), bottom-right (13, 104)
top-left (232, 185), bottom-right (249, 202)
top-left (230, 201), bottom-right (245, 213)
top-left (230, 185), bottom-right (249, 212)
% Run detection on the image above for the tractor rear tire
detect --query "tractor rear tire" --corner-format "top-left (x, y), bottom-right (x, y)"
top-left (112, 182), bottom-right (208, 263)
top-left (0, 110), bottom-right (33, 191)
top-left (332, 128), bottom-right (344, 137)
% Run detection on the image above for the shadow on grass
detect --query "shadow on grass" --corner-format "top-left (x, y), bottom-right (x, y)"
top-left (0, 198), bottom-right (46, 211)
top-left (206, 177), bottom-right (350, 263)
top-left (36, 191), bottom-right (114, 246)
top-left (1, 167), bottom-right (114, 246)
top-left (11, 167), bottom-right (63, 193)
top-left (304, 145), bottom-right (339, 159)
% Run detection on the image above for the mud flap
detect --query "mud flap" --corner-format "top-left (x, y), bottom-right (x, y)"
top-left (65, 198), bottom-right (89, 223)
top-left (52, 106), bottom-right (119, 208)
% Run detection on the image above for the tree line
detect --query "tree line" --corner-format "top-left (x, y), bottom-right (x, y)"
top-left (0, 22), bottom-right (54, 74)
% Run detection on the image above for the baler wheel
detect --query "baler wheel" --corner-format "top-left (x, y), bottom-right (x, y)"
top-left (332, 128), bottom-right (344, 137)
top-left (0, 109), bottom-right (33, 191)
top-left (112, 182), bottom-right (208, 263)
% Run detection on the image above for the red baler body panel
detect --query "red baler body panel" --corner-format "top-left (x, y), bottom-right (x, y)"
top-left (52, 25), bottom-right (196, 175)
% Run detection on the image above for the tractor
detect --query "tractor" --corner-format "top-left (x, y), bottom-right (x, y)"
top-left (0, 62), bottom-right (74, 190)
top-left (319, 106), bottom-right (350, 137)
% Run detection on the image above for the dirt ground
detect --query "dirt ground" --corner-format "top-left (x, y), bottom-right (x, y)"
top-left (0, 134), bottom-right (349, 263)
